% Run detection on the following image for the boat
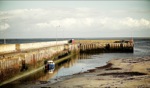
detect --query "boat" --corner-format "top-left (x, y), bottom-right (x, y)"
top-left (44, 60), bottom-right (55, 73)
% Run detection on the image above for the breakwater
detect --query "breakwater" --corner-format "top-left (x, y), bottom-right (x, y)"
top-left (0, 41), bottom-right (68, 54)
top-left (0, 39), bottom-right (134, 85)
top-left (77, 40), bottom-right (134, 53)
top-left (0, 40), bottom-right (79, 84)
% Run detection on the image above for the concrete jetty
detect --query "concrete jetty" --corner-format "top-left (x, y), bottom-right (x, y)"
top-left (0, 39), bottom-right (134, 85)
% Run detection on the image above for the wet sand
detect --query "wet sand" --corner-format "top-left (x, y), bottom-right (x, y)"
top-left (46, 56), bottom-right (150, 88)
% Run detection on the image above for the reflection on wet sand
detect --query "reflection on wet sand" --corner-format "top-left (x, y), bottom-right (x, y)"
top-left (78, 53), bottom-right (92, 60)
top-left (38, 54), bottom-right (80, 81)
top-left (43, 53), bottom-right (95, 80)
top-left (18, 53), bottom-right (94, 82)
top-left (2, 52), bottom-right (96, 88)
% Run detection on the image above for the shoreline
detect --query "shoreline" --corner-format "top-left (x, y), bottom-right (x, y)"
top-left (47, 56), bottom-right (150, 88)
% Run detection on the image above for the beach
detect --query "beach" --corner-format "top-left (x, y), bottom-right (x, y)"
top-left (47, 56), bottom-right (150, 88)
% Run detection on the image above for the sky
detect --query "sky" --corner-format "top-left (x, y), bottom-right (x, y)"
top-left (0, 1), bottom-right (150, 38)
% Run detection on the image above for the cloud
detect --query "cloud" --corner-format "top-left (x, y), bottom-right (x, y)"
top-left (36, 17), bottom-right (94, 29)
top-left (121, 17), bottom-right (150, 28)
top-left (1, 8), bottom-right (150, 30)
top-left (0, 8), bottom-right (150, 38)
top-left (0, 23), bottom-right (10, 31)
top-left (36, 16), bottom-right (150, 31)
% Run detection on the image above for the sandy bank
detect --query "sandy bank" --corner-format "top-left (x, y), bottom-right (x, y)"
top-left (47, 56), bottom-right (150, 88)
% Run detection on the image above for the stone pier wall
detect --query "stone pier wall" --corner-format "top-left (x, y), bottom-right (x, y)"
top-left (0, 42), bottom-right (79, 82)
top-left (0, 44), bottom-right (16, 54)
top-left (0, 40), bottom-right (68, 54)
top-left (79, 40), bottom-right (134, 52)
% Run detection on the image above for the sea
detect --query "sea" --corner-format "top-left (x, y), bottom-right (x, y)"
top-left (1, 37), bottom-right (150, 88)
top-left (0, 37), bottom-right (147, 44)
